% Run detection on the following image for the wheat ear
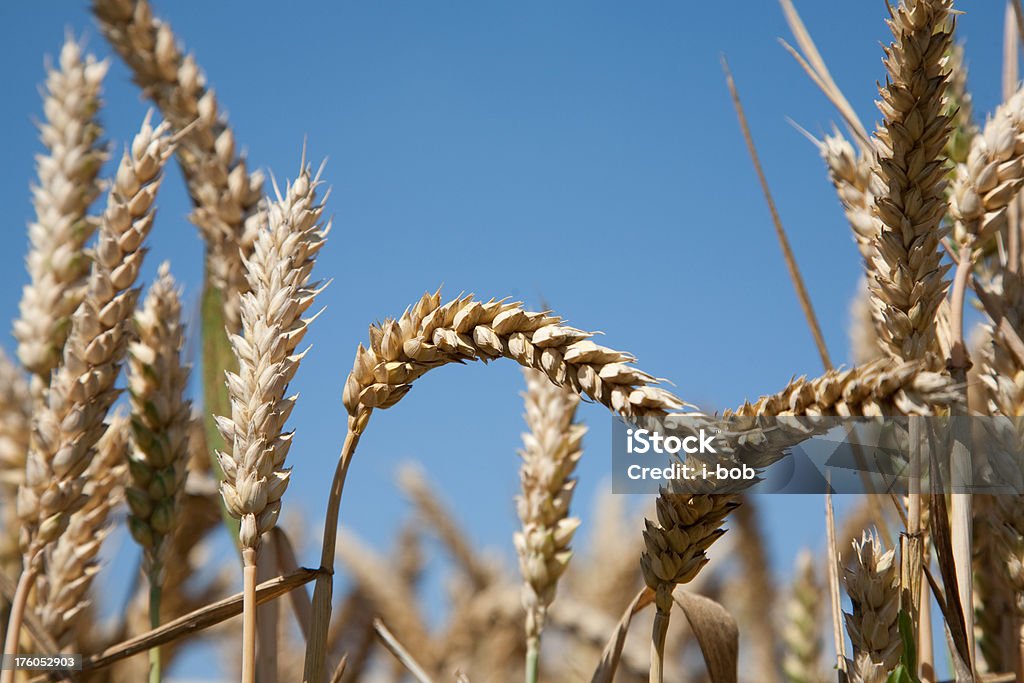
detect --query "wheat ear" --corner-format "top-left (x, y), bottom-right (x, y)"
top-left (92, 0), bottom-right (264, 329)
top-left (14, 38), bottom-right (109, 398)
top-left (514, 367), bottom-right (586, 682)
top-left (3, 115), bottom-right (173, 679)
top-left (783, 550), bottom-right (826, 683)
top-left (867, 0), bottom-right (954, 363)
top-left (124, 261), bottom-right (192, 682)
top-left (949, 86), bottom-right (1024, 252)
top-left (215, 164), bottom-right (327, 683)
top-left (820, 132), bottom-right (879, 264)
top-left (844, 531), bottom-right (902, 683)
top-left (34, 414), bottom-right (128, 649)
top-left (944, 43), bottom-right (976, 167)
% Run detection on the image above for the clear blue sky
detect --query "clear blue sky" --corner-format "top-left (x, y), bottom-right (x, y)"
top-left (0, 1), bottom-right (1009, 678)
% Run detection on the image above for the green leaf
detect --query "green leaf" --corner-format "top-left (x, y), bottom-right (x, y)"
top-left (895, 609), bottom-right (920, 683)
top-left (201, 271), bottom-right (241, 547)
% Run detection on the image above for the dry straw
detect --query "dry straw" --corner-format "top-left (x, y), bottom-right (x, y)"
top-left (215, 163), bottom-right (327, 682)
top-left (514, 367), bottom-right (586, 681)
top-left (14, 39), bottom-right (108, 397)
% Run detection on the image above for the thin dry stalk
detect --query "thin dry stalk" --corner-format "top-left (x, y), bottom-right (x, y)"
top-left (867, 0), bottom-right (954, 363)
top-left (5, 115), bottom-right (173, 679)
top-left (92, 0), bottom-right (265, 329)
top-left (844, 531), bottom-right (902, 683)
top-left (373, 619), bottom-right (435, 683)
top-left (777, 0), bottom-right (870, 146)
top-left (14, 38), bottom-right (108, 397)
top-left (723, 57), bottom-right (832, 371)
top-left (514, 367), bottom-right (586, 676)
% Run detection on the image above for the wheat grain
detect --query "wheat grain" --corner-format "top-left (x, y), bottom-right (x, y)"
top-left (17, 114), bottom-right (173, 556)
top-left (92, 0), bottom-right (264, 330)
top-left (867, 0), bottom-right (954, 363)
top-left (34, 413), bottom-right (128, 648)
top-left (782, 550), bottom-right (825, 683)
top-left (514, 367), bottom-right (586, 654)
top-left (14, 38), bottom-right (109, 396)
top-left (125, 261), bottom-right (192, 579)
top-left (844, 531), bottom-right (902, 682)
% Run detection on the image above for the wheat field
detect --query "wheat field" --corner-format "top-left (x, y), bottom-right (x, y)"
top-left (0, 0), bottom-right (1023, 682)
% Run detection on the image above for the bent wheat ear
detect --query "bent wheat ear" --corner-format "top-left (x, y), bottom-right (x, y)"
top-left (820, 131), bottom-right (878, 263)
top-left (17, 114), bottom-right (173, 557)
top-left (342, 291), bottom-right (684, 424)
top-left (514, 368), bottom-right (585, 656)
top-left (93, 0), bottom-right (264, 330)
top-left (867, 0), bottom-right (954, 363)
top-left (14, 38), bottom-right (108, 395)
top-left (216, 164), bottom-right (328, 550)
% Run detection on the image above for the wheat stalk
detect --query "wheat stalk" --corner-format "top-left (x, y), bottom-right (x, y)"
top-left (867, 0), bottom-right (954, 363)
top-left (514, 367), bottom-right (586, 681)
top-left (33, 413), bottom-right (128, 649)
top-left (14, 38), bottom-right (109, 398)
top-left (215, 163), bottom-right (327, 683)
top-left (3, 114), bottom-right (173, 679)
top-left (844, 530), bottom-right (902, 683)
top-left (92, 0), bottom-right (264, 330)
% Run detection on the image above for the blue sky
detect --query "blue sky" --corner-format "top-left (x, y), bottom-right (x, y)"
top-left (0, 0), bottom-right (1010, 678)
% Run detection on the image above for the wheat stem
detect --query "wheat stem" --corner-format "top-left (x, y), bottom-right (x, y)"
top-left (723, 56), bottom-right (832, 371)
top-left (149, 582), bottom-right (162, 683)
top-left (242, 548), bottom-right (257, 683)
top-left (649, 600), bottom-right (670, 683)
top-left (304, 423), bottom-right (362, 683)
top-left (0, 566), bottom-right (38, 683)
